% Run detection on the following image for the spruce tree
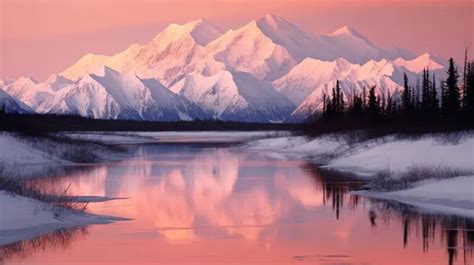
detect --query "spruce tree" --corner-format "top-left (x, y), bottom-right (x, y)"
top-left (431, 73), bottom-right (439, 118)
top-left (368, 86), bottom-right (378, 118)
top-left (402, 73), bottom-right (411, 114)
top-left (421, 69), bottom-right (431, 115)
top-left (463, 61), bottom-right (474, 114)
top-left (443, 58), bottom-right (461, 116)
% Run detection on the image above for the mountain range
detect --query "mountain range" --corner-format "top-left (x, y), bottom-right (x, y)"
top-left (0, 14), bottom-right (446, 122)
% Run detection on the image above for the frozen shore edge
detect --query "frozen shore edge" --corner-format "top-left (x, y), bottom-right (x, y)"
top-left (244, 131), bottom-right (474, 217)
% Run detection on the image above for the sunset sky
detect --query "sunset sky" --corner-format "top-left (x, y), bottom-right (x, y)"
top-left (1, 0), bottom-right (472, 81)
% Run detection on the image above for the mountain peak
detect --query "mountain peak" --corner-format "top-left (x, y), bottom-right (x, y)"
top-left (156, 18), bottom-right (222, 46)
top-left (331, 26), bottom-right (364, 38)
top-left (394, 53), bottom-right (443, 73)
top-left (256, 13), bottom-right (295, 31)
top-left (15, 76), bottom-right (37, 86)
top-left (418, 53), bottom-right (434, 60)
top-left (259, 14), bottom-right (285, 25)
top-left (45, 74), bottom-right (73, 85)
top-left (328, 25), bottom-right (375, 49)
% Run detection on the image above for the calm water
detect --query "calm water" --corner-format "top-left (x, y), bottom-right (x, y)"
top-left (1, 139), bottom-right (473, 265)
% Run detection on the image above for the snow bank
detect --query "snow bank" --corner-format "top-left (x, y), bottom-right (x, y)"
top-left (353, 176), bottom-right (474, 217)
top-left (0, 191), bottom-right (123, 246)
top-left (325, 136), bottom-right (474, 176)
top-left (0, 133), bottom-right (68, 178)
top-left (245, 132), bottom-right (474, 217)
top-left (0, 133), bottom-right (64, 166)
top-left (245, 135), bottom-right (346, 161)
top-left (246, 133), bottom-right (474, 176)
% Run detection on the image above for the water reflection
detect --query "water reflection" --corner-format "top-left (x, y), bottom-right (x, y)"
top-left (367, 199), bottom-right (474, 265)
top-left (5, 144), bottom-right (473, 265)
top-left (0, 227), bottom-right (88, 265)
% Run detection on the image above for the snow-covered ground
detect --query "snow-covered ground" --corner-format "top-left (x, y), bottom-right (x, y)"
top-left (0, 191), bottom-right (124, 245)
top-left (325, 135), bottom-right (474, 176)
top-left (0, 132), bottom-right (125, 179)
top-left (354, 176), bottom-right (474, 217)
top-left (246, 133), bottom-right (474, 174)
top-left (245, 132), bottom-right (474, 215)
top-left (0, 132), bottom-right (131, 246)
top-left (0, 133), bottom-right (68, 178)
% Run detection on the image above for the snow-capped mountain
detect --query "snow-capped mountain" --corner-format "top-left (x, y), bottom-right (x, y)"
top-left (2, 77), bottom-right (46, 109)
top-left (319, 26), bottom-right (416, 64)
top-left (274, 57), bottom-right (422, 106)
top-left (0, 78), bottom-right (14, 88)
top-left (291, 76), bottom-right (403, 120)
top-left (0, 89), bottom-right (33, 114)
top-left (60, 14), bottom-right (422, 86)
top-left (394, 53), bottom-right (445, 73)
top-left (40, 67), bottom-right (206, 121)
top-left (1, 15), bottom-right (447, 122)
top-left (273, 58), bottom-right (354, 105)
top-left (169, 70), bottom-right (295, 122)
top-left (62, 19), bottom-right (223, 86)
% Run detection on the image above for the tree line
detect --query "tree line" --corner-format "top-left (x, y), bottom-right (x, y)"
top-left (308, 55), bottom-right (474, 136)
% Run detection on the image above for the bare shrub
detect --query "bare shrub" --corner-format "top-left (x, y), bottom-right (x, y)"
top-left (0, 175), bottom-right (88, 214)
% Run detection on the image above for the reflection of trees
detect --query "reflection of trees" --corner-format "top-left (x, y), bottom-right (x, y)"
top-left (0, 227), bottom-right (88, 265)
top-left (305, 165), bottom-right (365, 219)
top-left (306, 163), bottom-right (473, 265)
top-left (369, 199), bottom-right (474, 265)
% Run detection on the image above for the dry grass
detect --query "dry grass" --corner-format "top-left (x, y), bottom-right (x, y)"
top-left (0, 174), bottom-right (88, 214)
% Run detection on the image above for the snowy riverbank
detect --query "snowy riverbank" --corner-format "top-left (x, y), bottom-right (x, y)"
top-left (0, 131), bottom-right (279, 247)
top-left (245, 131), bottom-right (474, 215)
top-left (0, 191), bottom-right (125, 246)
top-left (0, 132), bottom-right (128, 246)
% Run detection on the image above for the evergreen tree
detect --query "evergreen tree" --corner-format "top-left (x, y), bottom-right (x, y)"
top-left (386, 90), bottom-right (393, 117)
top-left (421, 68), bottom-right (431, 115)
top-left (443, 58), bottom-right (461, 116)
top-left (336, 80), bottom-right (344, 114)
top-left (402, 73), bottom-right (411, 113)
top-left (463, 61), bottom-right (474, 114)
top-left (368, 86), bottom-right (379, 118)
top-left (362, 86), bottom-right (367, 110)
top-left (431, 73), bottom-right (439, 117)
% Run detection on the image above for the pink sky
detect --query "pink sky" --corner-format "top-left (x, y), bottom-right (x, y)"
top-left (1, 0), bottom-right (472, 81)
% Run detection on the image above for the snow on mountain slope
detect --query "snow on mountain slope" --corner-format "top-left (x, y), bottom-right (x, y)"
top-left (0, 89), bottom-right (33, 113)
top-left (59, 15), bottom-right (420, 89)
top-left (41, 67), bottom-right (206, 121)
top-left (0, 78), bottom-right (14, 88)
top-left (274, 57), bottom-right (420, 110)
top-left (203, 18), bottom-right (297, 81)
top-left (1, 76), bottom-right (49, 110)
top-left (61, 19), bottom-right (223, 86)
top-left (273, 58), bottom-right (355, 105)
top-left (138, 77), bottom-right (206, 121)
top-left (292, 76), bottom-right (403, 120)
top-left (3, 15), bottom-right (447, 122)
top-left (394, 53), bottom-right (444, 73)
top-left (169, 70), bottom-right (295, 122)
top-left (61, 44), bottom-right (144, 81)
top-left (320, 26), bottom-right (416, 64)
top-left (44, 74), bottom-right (75, 92)
top-left (255, 14), bottom-right (322, 62)
top-left (1, 75), bottom-right (75, 110)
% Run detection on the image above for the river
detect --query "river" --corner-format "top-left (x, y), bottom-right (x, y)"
top-left (1, 135), bottom-right (472, 265)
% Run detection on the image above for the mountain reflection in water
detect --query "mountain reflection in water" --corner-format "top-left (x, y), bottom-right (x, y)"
top-left (2, 144), bottom-right (472, 265)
